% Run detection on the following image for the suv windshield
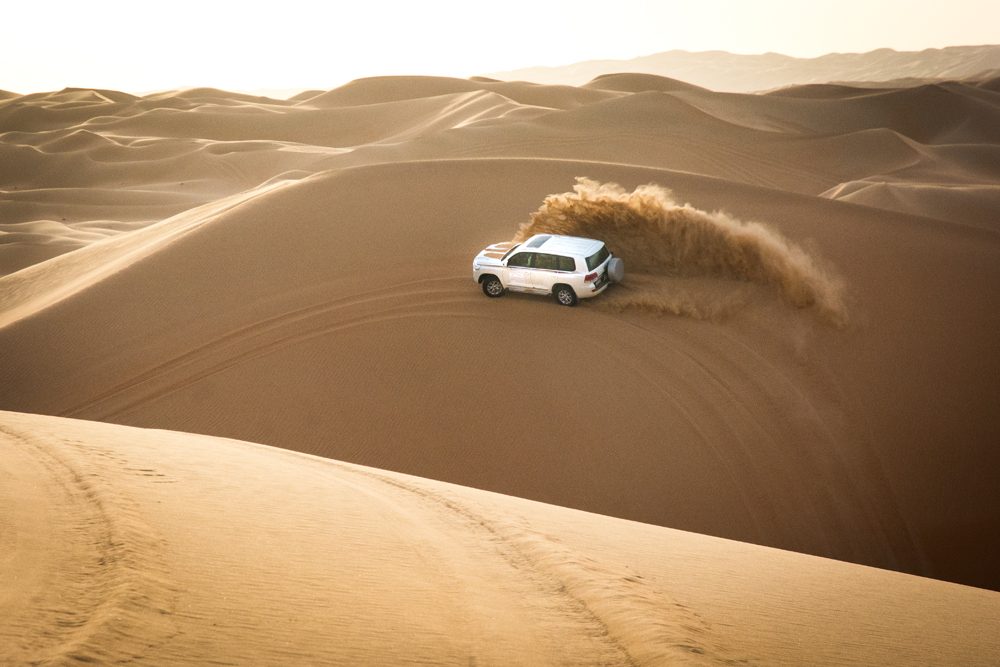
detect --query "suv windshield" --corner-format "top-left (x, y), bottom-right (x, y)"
top-left (586, 245), bottom-right (610, 271)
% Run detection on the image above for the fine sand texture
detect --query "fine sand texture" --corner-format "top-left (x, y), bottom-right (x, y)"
top-left (2, 410), bottom-right (999, 665)
top-left (2, 73), bottom-right (999, 599)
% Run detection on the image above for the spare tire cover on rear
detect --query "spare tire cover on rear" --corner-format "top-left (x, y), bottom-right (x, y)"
top-left (607, 257), bottom-right (625, 283)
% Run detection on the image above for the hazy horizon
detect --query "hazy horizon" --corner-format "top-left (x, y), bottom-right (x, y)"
top-left (6, 0), bottom-right (999, 95)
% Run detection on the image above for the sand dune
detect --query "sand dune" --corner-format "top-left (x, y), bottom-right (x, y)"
top-left (979, 74), bottom-right (1000, 92)
top-left (491, 44), bottom-right (1000, 92)
top-left (82, 90), bottom-right (541, 146)
top-left (822, 181), bottom-right (1000, 231)
top-left (4, 74), bottom-right (996, 266)
top-left (2, 70), bottom-right (999, 606)
top-left (584, 73), bottom-right (711, 94)
top-left (300, 75), bottom-right (617, 110)
top-left (3, 156), bottom-right (998, 589)
top-left (2, 410), bottom-right (998, 665)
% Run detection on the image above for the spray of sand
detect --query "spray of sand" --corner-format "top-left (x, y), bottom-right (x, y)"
top-left (515, 178), bottom-right (847, 324)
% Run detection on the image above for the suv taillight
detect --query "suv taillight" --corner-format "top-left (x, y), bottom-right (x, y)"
top-left (584, 272), bottom-right (598, 282)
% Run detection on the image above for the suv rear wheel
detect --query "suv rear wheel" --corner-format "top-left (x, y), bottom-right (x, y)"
top-left (481, 275), bottom-right (505, 298)
top-left (554, 284), bottom-right (578, 307)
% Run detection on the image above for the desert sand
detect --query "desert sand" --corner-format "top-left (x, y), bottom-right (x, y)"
top-left (2, 410), bottom-right (999, 665)
top-left (2, 69), bottom-right (999, 661)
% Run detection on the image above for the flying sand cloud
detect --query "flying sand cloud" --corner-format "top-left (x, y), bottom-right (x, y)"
top-left (515, 178), bottom-right (847, 324)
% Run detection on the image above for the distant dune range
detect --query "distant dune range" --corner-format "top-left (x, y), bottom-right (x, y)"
top-left (1, 65), bottom-right (999, 611)
top-left (3, 72), bottom-right (999, 275)
top-left (490, 44), bottom-right (1000, 92)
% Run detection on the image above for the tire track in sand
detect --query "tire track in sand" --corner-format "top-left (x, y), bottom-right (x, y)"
top-left (62, 276), bottom-right (470, 420)
top-left (334, 461), bottom-right (753, 666)
top-left (0, 420), bottom-right (179, 665)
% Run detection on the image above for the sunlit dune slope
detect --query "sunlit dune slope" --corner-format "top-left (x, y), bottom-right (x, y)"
top-left (2, 410), bottom-right (998, 666)
top-left (2, 155), bottom-right (998, 590)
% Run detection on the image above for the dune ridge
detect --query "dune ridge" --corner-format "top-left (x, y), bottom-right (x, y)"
top-left (0, 177), bottom-right (298, 327)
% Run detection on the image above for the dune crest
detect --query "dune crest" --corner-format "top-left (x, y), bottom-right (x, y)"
top-left (516, 178), bottom-right (847, 323)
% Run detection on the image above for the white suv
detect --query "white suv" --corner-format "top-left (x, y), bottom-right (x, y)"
top-left (472, 234), bottom-right (624, 306)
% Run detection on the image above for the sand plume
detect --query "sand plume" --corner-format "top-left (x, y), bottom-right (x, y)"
top-left (515, 178), bottom-right (847, 323)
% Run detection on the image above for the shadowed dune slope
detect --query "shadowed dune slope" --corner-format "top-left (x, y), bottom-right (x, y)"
top-left (2, 410), bottom-right (999, 665)
top-left (766, 83), bottom-right (893, 98)
top-left (2, 157), bottom-right (998, 590)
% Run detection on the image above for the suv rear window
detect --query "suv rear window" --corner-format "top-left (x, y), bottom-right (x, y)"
top-left (586, 245), bottom-right (610, 271)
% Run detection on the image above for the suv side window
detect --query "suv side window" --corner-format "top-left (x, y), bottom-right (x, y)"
top-left (557, 255), bottom-right (576, 272)
top-left (534, 253), bottom-right (560, 271)
top-left (507, 252), bottom-right (533, 268)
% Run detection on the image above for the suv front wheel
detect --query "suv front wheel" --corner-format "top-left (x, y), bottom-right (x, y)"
top-left (554, 284), bottom-right (578, 307)
top-left (481, 275), bottom-right (505, 298)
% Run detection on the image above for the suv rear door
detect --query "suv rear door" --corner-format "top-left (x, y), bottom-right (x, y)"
top-left (530, 253), bottom-right (575, 293)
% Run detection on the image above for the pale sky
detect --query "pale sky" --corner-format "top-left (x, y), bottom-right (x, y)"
top-left (5, 0), bottom-right (998, 94)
